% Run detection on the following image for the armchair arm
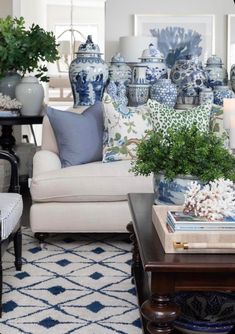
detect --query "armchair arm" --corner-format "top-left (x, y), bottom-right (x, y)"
top-left (32, 150), bottom-right (62, 178)
top-left (0, 150), bottom-right (19, 193)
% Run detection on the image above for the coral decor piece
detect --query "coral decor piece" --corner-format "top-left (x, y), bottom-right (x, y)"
top-left (0, 93), bottom-right (22, 110)
top-left (184, 178), bottom-right (235, 220)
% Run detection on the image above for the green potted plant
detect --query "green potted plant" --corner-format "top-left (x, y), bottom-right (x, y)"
top-left (0, 16), bottom-right (59, 97)
top-left (131, 126), bottom-right (235, 205)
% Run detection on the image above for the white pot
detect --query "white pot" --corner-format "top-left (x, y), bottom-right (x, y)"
top-left (15, 76), bottom-right (44, 116)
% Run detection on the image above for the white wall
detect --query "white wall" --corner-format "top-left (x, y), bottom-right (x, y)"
top-left (105, 0), bottom-right (235, 65)
top-left (0, 0), bottom-right (12, 18)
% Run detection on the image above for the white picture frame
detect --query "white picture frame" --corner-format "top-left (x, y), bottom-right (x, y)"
top-left (134, 14), bottom-right (215, 64)
top-left (227, 14), bottom-right (235, 74)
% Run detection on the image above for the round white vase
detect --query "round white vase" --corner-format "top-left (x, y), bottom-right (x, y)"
top-left (15, 76), bottom-right (44, 116)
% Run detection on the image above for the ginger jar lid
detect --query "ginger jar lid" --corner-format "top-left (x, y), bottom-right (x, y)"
top-left (206, 54), bottom-right (223, 66)
top-left (76, 35), bottom-right (102, 55)
top-left (111, 53), bottom-right (126, 64)
top-left (139, 43), bottom-right (164, 61)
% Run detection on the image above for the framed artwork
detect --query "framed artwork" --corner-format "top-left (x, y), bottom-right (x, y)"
top-left (134, 14), bottom-right (215, 67)
top-left (227, 14), bottom-right (235, 73)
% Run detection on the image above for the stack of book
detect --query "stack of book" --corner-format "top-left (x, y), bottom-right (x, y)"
top-left (167, 211), bottom-right (235, 232)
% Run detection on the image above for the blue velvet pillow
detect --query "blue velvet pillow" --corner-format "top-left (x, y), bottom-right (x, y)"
top-left (46, 102), bottom-right (104, 167)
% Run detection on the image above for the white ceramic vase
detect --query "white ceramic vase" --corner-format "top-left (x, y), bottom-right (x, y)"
top-left (15, 76), bottom-right (44, 116)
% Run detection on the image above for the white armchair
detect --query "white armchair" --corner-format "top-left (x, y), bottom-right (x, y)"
top-left (30, 115), bottom-right (153, 242)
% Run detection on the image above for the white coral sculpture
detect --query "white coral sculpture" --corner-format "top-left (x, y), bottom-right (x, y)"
top-left (0, 93), bottom-right (22, 110)
top-left (184, 178), bottom-right (235, 220)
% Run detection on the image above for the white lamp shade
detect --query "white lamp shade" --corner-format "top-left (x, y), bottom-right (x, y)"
top-left (223, 98), bottom-right (235, 130)
top-left (119, 36), bottom-right (156, 63)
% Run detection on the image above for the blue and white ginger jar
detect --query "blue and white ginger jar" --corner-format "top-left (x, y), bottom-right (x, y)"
top-left (108, 53), bottom-right (131, 85)
top-left (170, 57), bottom-right (208, 106)
top-left (150, 79), bottom-right (177, 107)
top-left (231, 64), bottom-right (235, 93)
top-left (213, 86), bottom-right (234, 106)
top-left (128, 84), bottom-right (149, 107)
top-left (205, 55), bottom-right (228, 88)
top-left (139, 44), bottom-right (167, 84)
top-left (69, 35), bottom-right (108, 106)
top-left (199, 87), bottom-right (214, 105)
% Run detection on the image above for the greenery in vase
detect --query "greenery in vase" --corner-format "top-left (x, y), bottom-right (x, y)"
top-left (0, 16), bottom-right (59, 82)
top-left (131, 126), bottom-right (235, 183)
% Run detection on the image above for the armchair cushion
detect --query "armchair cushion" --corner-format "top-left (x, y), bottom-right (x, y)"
top-left (46, 102), bottom-right (104, 167)
top-left (30, 159), bottom-right (153, 202)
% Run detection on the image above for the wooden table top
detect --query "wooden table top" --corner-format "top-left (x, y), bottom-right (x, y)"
top-left (128, 193), bottom-right (235, 273)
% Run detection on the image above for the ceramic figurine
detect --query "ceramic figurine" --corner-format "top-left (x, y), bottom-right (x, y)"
top-left (150, 79), bottom-right (177, 107)
top-left (205, 55), bottom-right (228, 88)
top-left (69, 35), bottom-right (108, 106)
top-left (106, 80), bottom-right (128, 108)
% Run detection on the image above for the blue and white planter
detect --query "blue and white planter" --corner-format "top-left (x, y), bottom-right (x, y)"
top-left (128, 84), bottom-right (149, 107)
top-left (69, 35), bottom-right (108, 106)
top-left (153, 173), bottom-right (199, 205)
top-left (150, 79), bottom-right (177, 107)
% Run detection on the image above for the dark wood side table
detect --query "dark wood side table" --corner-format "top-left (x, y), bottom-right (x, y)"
top-left (127, 193), bottom-right (235, 334)
top-left (0, 115), bottom-right (43, 155)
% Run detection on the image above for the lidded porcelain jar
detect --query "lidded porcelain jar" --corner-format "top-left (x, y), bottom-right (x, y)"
top-left (213, 86), bottom-right (234, 106)
top-left (170, 56), bottom-right (208, 107)
top-left (69, 35), bottom-right (108, 106)
top-left (108, 53), bottom-right (131, 85)
top-left (150, 79), bottom-right (177, 107)
top-left (15, 76), bottom-right (44, 116)
top-left (231, 64), bottom-right (235, 93)
top-left (205, 55), bottom-right (228, 88)
top-left (139, 44), bottom-right (167, 84)
top-left (199, 87), bottom-right (214, 105)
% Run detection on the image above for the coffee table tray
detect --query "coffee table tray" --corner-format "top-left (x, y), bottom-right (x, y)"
top-left (152, 205), bottom-right (235, 254)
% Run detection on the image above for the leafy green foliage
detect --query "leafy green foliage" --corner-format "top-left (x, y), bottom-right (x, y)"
top-left (0, 16), bottom-right (59, 82)
top-left (131, 126), bottom-right (235, 182)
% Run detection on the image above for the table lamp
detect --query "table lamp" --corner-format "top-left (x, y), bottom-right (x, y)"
top-left (223, 98), bottom-right (235, 130)
top-left (119, 36), bottom-right (155, 63)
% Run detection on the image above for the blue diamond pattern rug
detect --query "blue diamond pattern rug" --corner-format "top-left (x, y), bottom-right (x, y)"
top-left (0, 228), bottom-right (142, 334)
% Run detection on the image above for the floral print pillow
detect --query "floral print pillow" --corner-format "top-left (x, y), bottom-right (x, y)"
top-left (102, 95), bottom-right (152, 162)
top-left (147, 99), bottom-right (211, 135)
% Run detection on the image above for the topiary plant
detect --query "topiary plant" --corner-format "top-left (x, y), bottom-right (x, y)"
top-left (0, 16), bottom-right (59, 82)
top-left (131, 125), bottom-right (235, 183)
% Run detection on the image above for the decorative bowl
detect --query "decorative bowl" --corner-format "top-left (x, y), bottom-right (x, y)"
top-left (174, 292), bottom-right (235, 334)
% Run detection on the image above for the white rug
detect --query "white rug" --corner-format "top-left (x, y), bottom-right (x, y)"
top-left (0, 228), bottom-right (142, 334)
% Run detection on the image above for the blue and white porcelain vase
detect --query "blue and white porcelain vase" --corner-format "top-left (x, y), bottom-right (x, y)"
top-left (213, 86), bottom-right (234, 106)
top-left (231, 64), bottom-right (235, 93)
top-left (69, 35), bottom-right (108, 106)
top-left (139, 44), bottom-right (167, 84)
top-left (108, 53), bottom-right (131, 85)
top-left (170, 56), bottom-right (208, 107)
top-left (199, 87), bottom-right (214, 105)
top-left (205, 55), bottom-right (228, 88)
top-left (128, 84), bottom-right (149, 107)
top-left (150, 79), bottom-right (177, 107)
top-left (153, 173), bottom-right (199, 205)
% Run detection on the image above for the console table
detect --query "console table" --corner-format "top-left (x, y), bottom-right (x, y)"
top-left (0, 115), bottom-right (43, 155)
top-left (127, 193), bottom-right (235, 334)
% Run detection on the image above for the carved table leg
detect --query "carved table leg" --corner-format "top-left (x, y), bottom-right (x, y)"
top-left (141, 294), bottom-right (180, 334)
top-left (127, 222), bottom-right (141, 280)
top-left (14, 227), bottom-right (22, 271)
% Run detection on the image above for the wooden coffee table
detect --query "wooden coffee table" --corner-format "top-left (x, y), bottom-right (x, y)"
top-left (127, 193), bottom-right (235, 334)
